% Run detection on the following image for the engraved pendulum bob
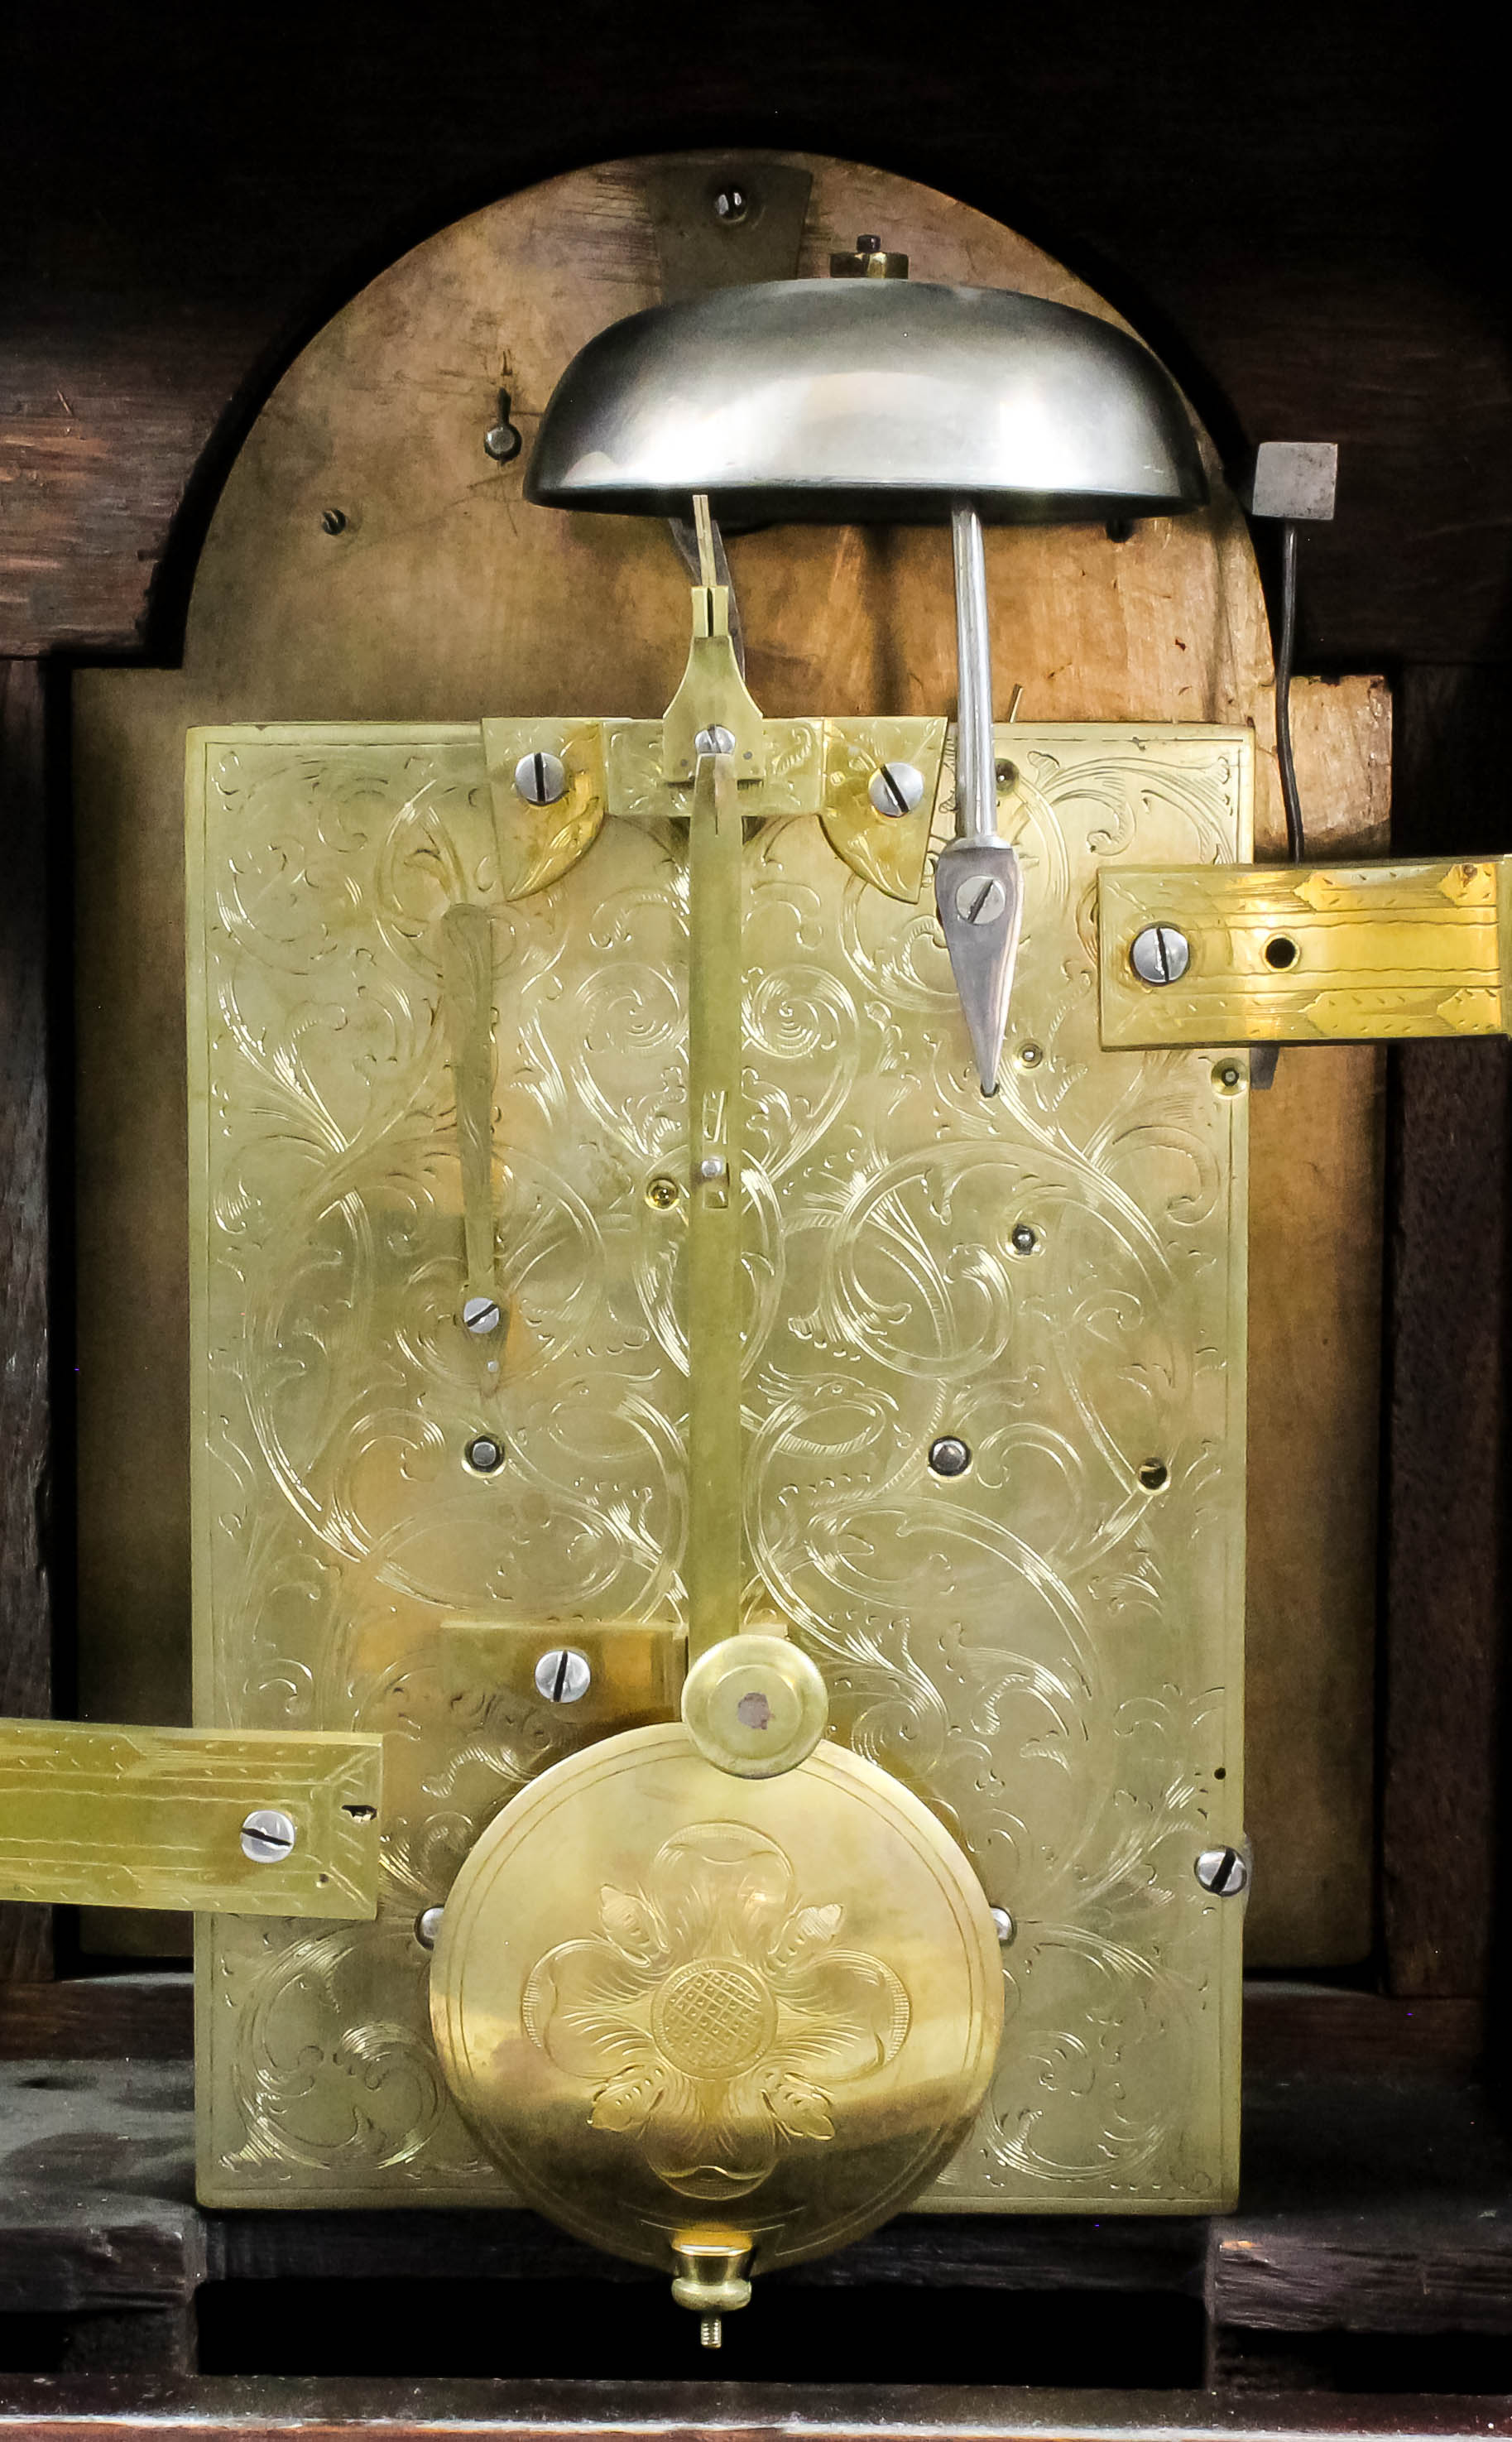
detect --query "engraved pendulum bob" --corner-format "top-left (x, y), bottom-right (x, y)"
top-left (430, 272), bottom-right (1207, 2334)
top-left (430, 1724), bottom-right (1006, 2335)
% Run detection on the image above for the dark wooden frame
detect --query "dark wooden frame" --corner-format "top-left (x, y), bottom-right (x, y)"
top-left (4, 5), bottom-right (1512, 2406)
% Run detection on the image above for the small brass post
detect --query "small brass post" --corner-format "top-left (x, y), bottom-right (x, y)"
top-left (670, 2226), bottom-right (753, 2348)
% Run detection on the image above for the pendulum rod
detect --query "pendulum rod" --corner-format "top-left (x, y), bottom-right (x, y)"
top-left (685, 746), bottom-right (745, 1663)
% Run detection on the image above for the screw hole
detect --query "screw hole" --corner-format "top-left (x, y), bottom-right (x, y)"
top-left (320, 508), bottom-right (348, 536)
top-left (1138, 1459), bottom-right (1169, 1492)
top-left (342, 1804), bottom-right (377, 1820)
top-left (1264, 935), bottom-right (1299, 970)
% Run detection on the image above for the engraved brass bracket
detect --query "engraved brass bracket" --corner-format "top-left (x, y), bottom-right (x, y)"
top-left (662, 584), bottom-right (768, 782)
top-left (1098, 858), bottom-right (1512, 1046)
top-left (482, 709), bottom-right (947, 903)
top-left (482, 719), bottom-right (607, 899)
top-left (441, 1621), bottom-right (686, 1727)
top-left (0, 1720), bottom-right (383, 1916)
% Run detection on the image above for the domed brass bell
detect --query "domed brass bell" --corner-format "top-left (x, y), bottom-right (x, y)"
top-left (430, 1722), bottom-right (1003, 2339)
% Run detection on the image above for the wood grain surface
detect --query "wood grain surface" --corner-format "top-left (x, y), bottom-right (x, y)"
top-left (1381, 666), bottom-right (1512, 1997)
top-left (0, 662), bottom-right (53, 1983)
top-left (0, 2384), bottom-right (1509, 2440)
top-left (0, 2044), bottom-right (1509, 2377)
top-left (2, 7), bottom-right (1508, 668)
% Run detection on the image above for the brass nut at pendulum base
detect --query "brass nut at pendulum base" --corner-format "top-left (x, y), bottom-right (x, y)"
top-left (671, 2227), bottom-right (754, 2348)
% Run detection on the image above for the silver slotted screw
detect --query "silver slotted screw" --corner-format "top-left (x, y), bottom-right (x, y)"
top-left (955, 873), bottom-right (1009, 926)
top-left (535, 1647), bottom-right (592, 1704)
top-left (463, 1295), bottom-right (501, 1335)
top-left (1130, 924), bottom-right (1191, 985)
top-left (514, 750), bottom-right (568, 805)
top-left (868, 760), bottom-right (925, 817)
top-left (1195, 1844), bottom-right (1250, 1896)
top-left (694, 724), bottom-right (737, 757)
top-left (241, 1808), bottom-right (298, 1863)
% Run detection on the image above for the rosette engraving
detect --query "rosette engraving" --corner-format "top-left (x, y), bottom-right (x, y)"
top-left (522, 1823), bottom-right (909, 2200)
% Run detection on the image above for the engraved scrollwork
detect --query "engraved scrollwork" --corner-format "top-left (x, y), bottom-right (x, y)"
top-left (522, 1824), bottom-right (908, 2202)
top-left (198, 724), bottom-right (1246, 2207)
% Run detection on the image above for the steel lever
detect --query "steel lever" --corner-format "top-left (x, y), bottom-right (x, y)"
top-left (934, 504), bottom-right (1023, 1092)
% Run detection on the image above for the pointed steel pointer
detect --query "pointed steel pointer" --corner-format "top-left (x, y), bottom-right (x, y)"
top-left (935, 503), bottom-right (1023, 1093)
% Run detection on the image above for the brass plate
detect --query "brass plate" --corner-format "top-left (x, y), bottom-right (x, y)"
top-left (0, 1720), bottom-right (382, 1915)
top-left (188, 717), bottom-right (1248, 2209)
top-left (1099, 858), bottom-right (1511, 1046)
top-left (430, 1724), bottom-right (1002, 2268)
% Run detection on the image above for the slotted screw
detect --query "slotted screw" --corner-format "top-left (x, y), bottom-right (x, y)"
top-left (241, 1807), bottom-right (298, 1863)
top-left (535, 1647), bottom-right (592, 1704)
top-left (514, 750), bottom-right (568, 805)
top-left (463, 1295), bottom-right (501, 1335)
top-left (955, 873), bottom-right (1008, 926)
top-left (1195, 1844), bottom-right (1250, 1896)
top-left (1130, 924), bottom-right (1191, 985)
top-left (868, 760), bottom-right (925, 817)
top-left (694, 724), bottom-right (737, 757)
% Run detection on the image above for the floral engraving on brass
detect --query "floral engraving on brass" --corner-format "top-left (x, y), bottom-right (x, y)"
top-left (522, 1823), bottom-right (909, 2200)
top-left (188, 719), bottom-right (1249, 2209)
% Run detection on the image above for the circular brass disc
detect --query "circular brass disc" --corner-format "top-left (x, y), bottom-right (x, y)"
top-left (431, 1724), bottom-right (1002, 2272)
top-left (681, 1632), bottom-right (829, 1777)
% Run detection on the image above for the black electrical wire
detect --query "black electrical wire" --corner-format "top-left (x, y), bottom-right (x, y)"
top-left (1273, 519), bottom-right (1306, 860)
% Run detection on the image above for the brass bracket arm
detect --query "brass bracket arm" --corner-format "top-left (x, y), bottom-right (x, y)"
top-left (0, 1720), bottom-right (383, 1916)
top-left (1098, 858), bottom-right (1512, 1047)
top-left (662, 583), bottom-right (768, 784)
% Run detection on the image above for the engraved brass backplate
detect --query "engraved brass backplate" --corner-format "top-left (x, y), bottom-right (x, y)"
top-left (431, 1724), bottom-right (1002, 2271)
top-left (1099, 858), bottom-right (1512, 1046)
top-left (188, 719), bottom-right (1248, 2209)
top-left (0, 1721), bottom-right (382, 1915)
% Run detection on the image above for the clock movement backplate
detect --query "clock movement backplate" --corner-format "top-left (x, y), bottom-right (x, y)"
top-left (188, 716), bottom-right (1249, 2209)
